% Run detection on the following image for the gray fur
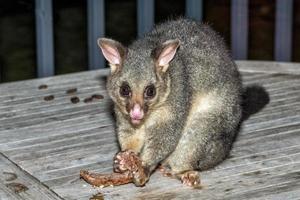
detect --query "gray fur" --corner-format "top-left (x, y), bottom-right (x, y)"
top-left (103, 18), bottom-right (242, 185)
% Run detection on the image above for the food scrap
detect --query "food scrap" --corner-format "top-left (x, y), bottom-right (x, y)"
top-left (80, 150), bottom-right (145, 188)
top-left (70, 96), bottom-right (80, 104)
top-left (66, 88), bottom-right (78, 94)
top-left (91, 94), bottom-right (104, 100)
top-left (89, 192), bottom-right (105, 200)
top-left (83, 94), bottom-right (104, 103)
top-left (3, 172), bottom-right (17, 182)
top-left (5, 182), bottom-right (28, 193)
top-left (80, 170), bottom-right (133, 187)
top-left (83, 97), bottom-right (93, 103)
top-left (38, 84), bottom-right (48, 90)
top-left (44, 95), bottom-right (54, 101)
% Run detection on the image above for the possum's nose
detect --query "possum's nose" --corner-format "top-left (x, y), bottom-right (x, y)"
top-left (130, 104), bottom-right (144, 124)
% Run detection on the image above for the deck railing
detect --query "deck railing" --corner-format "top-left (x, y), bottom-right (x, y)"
top-left (34, 0), bottom-right (294, 77)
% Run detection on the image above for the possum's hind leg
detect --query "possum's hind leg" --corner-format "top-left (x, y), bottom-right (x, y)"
top-left (165, 129), bottom-right (230, 180)
top-left (164, 129), bottom-right (231, 188)
top-left (163, 92), bottom-right (241, 186)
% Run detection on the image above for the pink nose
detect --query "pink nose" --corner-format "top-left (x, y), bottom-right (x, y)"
top-left (130, 104), bottom-right (144, 120)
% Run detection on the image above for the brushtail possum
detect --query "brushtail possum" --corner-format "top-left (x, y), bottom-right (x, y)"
top-left (98, 19), bottom-right (242, 187)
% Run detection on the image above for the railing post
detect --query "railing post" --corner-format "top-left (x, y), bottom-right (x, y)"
top-left (35, 0), bottom-right (54, 77)
top-left (137, 0), bottom-right (154, 38)
top-left (87, 0), bottom-right (105, 69)
top-left (275, 0), bottom-right (293, 62)
top-left (231, 0), bottom-right (249, 60)
top-left (185, 0), bottom-right (203, 21)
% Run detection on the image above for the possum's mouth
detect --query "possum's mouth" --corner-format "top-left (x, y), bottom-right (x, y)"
top-left (130, 115), bottom-right (144, 125)
top-left (131, 118), bottom-right (142, 125)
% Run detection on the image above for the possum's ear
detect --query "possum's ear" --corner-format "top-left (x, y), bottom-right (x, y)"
top-left (151, 39), bottom-right (180, 73)
top-left (97, 38), bottom-right (127, 74)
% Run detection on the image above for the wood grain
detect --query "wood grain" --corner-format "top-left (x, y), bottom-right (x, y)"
top-left (0, 153), bottom-right (62, 200)
top-left (0, 61), bottom-right (299, 199)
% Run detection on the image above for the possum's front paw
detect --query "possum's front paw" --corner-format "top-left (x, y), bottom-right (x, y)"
top-left (113, 150), bottom-right (140, 173)
top-left (132, 168), bottom-right (149, 187)
top-left (180, 171), bottom-right (201, 188)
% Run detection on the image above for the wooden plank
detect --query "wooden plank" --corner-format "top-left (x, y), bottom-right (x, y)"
top-left (54, 162), bottom-right (300, 200)
top-left (231, 0), bottom-right (249, 60)
top-left (0, 87), bottom-right (107, 111)
top-left (236, 61), bottom-right (300, 74)
top-left (0, 121), bottom-right (113, 149)
top-left (0, 85), bottom-right (108, 112)
top-left (137, 0), bottom-right (154, 37)
top-left (35, 0), bottom-right (55, 77)
top-left (13, 121), bottom-right (300, 182)
top-left (248, 110), bottom-right (300, 129)
top-left (3, 60), bottom-right (300, 99)
top-left (5, 129), bottom-right (115, 162)
top-left (0, 107), bottom-right (110, 132)
top-left (0, 98), bottom-right (109, 123)
top-left (222, 166), bottom-right (300, 200)
top-left (0, 118), bottom-right (113, 150)
top-left (250, 103), bottom-right (300, 119)
top-left (0, 91), bottom-right (108, 119)
top-left (0, 119), bottom-right (112, 148)
top-left (242, 73), bottom-right (271, 81)
top-left (239, 123), bottom-right (300, 141)
top-left (248, 103), bottom-right (300, 121)
top-left (0, 82), bottom-right (104, 103)
top-left (244, 74), bottom-right (300, 86)
top-left (0, 60), bottom-right (297, 94)
top-left (223, 144), bottom-right (300, 170)
top-left (43, 158), bottom-right (113, 186)
top-left (244, 115), bottom-right (300, 134)
top-left (87, 0), bottom-right (105, 69)
top-left (185, 0), bottom-right (203, 21)
top-left (14, 137), bottom-right (116, 173)
top-left (1, 62), bottom-right (300, 199)
top-left (270, 88), bottom-right (300, 98)
top-left (0, 153), bottom-right (62, 199)
top-left (232, 129), bottom-right (300, 161)
top-left (44, 143), bottom-right (300, 186)
top-left (236, 125), bottom-right (300, 150)
top-left (275, 0), bottom-right (293, 62)
top-left (0, 69), bottom-right (109, 93)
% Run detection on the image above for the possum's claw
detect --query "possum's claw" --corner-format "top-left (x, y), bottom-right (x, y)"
top-left (180, 171), bottom-right (201, 188)
top-left (113, 150), bottom-right (140, 173)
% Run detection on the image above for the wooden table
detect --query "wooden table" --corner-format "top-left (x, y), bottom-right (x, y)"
top-left (0, 61), bottom-right (299, 200)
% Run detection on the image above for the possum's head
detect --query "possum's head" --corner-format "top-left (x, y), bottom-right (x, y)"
top-left (98, 38), bottom-right (180, 126)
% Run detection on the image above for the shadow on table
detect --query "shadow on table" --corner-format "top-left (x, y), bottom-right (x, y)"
top-left (241, 85), bottom-right (270, 121)
top-left (229, 85), bottom-right (270, 160)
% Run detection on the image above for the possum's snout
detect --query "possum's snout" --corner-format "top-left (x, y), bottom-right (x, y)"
top-left (129, 104), bottom-right (144, 124)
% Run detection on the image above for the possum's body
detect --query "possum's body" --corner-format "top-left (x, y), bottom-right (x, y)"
top-left (99, 18), bottom-right (242, 186)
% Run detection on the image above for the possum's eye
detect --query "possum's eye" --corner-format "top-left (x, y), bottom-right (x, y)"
top-left (144, 84), bottom-right (156, 99)
top-left (119, 83), bottom-right (131, 97)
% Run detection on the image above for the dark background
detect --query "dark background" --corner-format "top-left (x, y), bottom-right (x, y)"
top-left (1, 0), bottom-right (300, 83)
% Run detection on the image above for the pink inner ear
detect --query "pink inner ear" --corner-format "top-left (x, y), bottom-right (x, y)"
top-left (158, 45), bottom-right (178, 66)
top-left (100, 44), bottom-right (121, 65)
